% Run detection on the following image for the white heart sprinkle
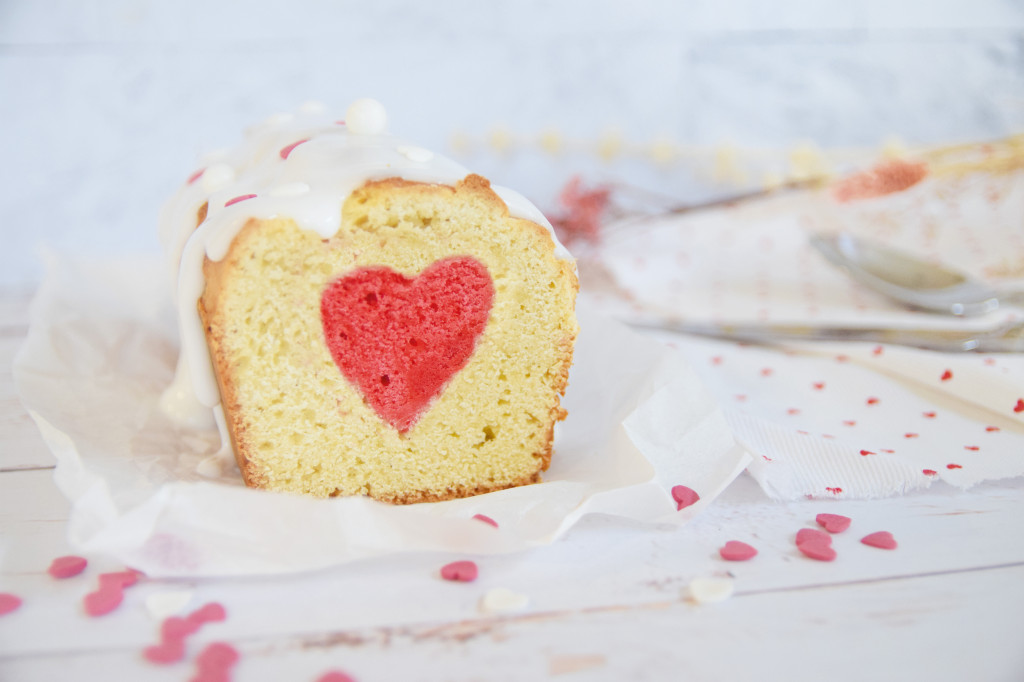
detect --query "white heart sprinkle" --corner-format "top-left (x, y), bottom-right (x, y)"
top-left (144, 590), bottom-right (194, 620)
top-left (479, 587), bottom-right (529, 614)
top-left (687, 577), bottom-right (735, 604)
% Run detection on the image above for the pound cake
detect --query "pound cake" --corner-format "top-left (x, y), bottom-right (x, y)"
top-left (159, 99), bottom-right (579, 503)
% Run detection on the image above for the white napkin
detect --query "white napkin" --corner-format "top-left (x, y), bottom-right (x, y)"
top-left (589, 166), bottom-right (1024, 499)
top-left (12, 252), bottom-right (748, 577)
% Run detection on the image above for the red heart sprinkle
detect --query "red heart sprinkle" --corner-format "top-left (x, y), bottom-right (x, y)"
top-left (671, 485), bottom-right (700, 510)
top-left (986, 426), bottom-right (1000, 432)
top-left (1014, 399), bottom-right (1024, 413)
top-left (815, 513), bottom-right (851, 533)
top-left (719, 541), bottom-right (758, 561)
top-left (187, 602), bottom-right (227, 627)
top-left (321, 257), bottom-right (494, 433)
top-left (843, 420), bottom-right (856, 426)
top-left (796, 528), bottom-right (832, 547)
top-left (48, 555), bottom-right (88, 579)
top-left (872, 345), bottom-right (884, 355)
top-left (279, 138), bottom-right (310, 160)
top-left (799, 543), bottom-right (837, 561)
top-left (317, 672), bottom-right (358, 682)
top-left (84, 587), bottom-right (123, 617)
top-left (866, 397), bottom-right (879, 405)
top-left (812, 382), bottom-right (825, 390)
top-left (923, 411), bottom-right (937, 418)
top-left (787, 408), bottom-right (800, 415)
top-left (760, 368), bottom-right (773, 377)
top-left (472, 514), bottom-right (499, 528)
top-left (440, 560), bottom-right (478, 582)
top-left (880, 448), bottom-right (895, 454)
top-left (825, 487), bottom-right (843, 495)
top-left (143, 638), bottom-right (186, 664)
top-left (860, 531), bottom-right (897, 550)
top-left (922, 469), bottom-right (937, 476)
top-left (904, 433), bottom-right (918, 439)
top-left (964, 445), bottom-right (979, 451)
top-left (947, 463), bottom-right (962, 470)
top-left (859, 449), bottom-right (875, 456)
top-left (0, 593), bottom-right (22, 615)
top-left (940, 369), bottom-right (953, 381)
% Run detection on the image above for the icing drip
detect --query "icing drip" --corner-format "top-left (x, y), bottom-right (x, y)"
top-left (158, 99), bottom-right (574, 430)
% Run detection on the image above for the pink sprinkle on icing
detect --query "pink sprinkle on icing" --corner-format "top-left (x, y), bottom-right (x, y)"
top-left (188, 169), bottom-right (205, 184)
top-left (224, 194), bottom-right (257, 207)
top-left (671, 485), bottom-right (700, 510)
top-left (279, 138), bottom-right (310, 160)
top-left (48, 555), bottom-right (88, 579)
top-left (719, 541), bottom-right (758, 561)
top-left (472, 514), bottom-right (499, 528)
top-left (815, 513), bottom-right (851, 534)
top-left (440, 560), bottom-right (478, 582)
top-left (861, 531), bottom-right (897, 550)
top-left (0, 593), bottom-right (22, 615)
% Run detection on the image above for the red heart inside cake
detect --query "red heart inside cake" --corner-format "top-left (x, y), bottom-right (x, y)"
top-left (320, 256), bottom-right (494, 433)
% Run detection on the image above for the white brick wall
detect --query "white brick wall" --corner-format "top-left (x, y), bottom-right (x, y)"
top-left (1, 0), bottom-right (1022, 284)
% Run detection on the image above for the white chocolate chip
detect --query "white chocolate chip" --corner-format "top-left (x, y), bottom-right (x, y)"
top-left (200, 163), bottom-right (236, 192)
top-left (346, 98), bottom-right (388, 135)
top-left (479, 587), bottom-right (529, 614)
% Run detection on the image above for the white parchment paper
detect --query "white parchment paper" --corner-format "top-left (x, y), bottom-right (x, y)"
top-left (13, 252), bottom-right (749, 577)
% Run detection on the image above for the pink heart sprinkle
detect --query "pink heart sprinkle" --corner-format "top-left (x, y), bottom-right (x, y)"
top-left (671, 485), bottom-right (700, 510)
top-left (472, 514), bottom-right (499, 528)
top-left (161, 615), bottom-right (198, 641)
top-left (815, 513), bottom-right (851, 534)
top-left (99, 569), bottom-right (143, 588)
top-left (194, 642), bottom-right (240, 680)
top-left (861, 531), bottom-right (897, 550)
top-left (440, 560), bottom-right (478, 582)
top-left (84, 587), bottom-right (123, 617)
top-left (719, 541), bottom-right (758, 561)
top-left (317, 672), bottom-right (358, 682)
top-left (796, 528), bottom-right (832, 547)
top-left (48, 555), bottom-right (88, 579)
top-left (187, 168), bottom-right (205, 184)
top-left (143, 638), bottom-right (186, 664)
top-left (798, 542), bottom-right (837, 562)
top-left (0, 593), bottom-right (22, 615)
top-left (187, 602), bottom-right (227, 627)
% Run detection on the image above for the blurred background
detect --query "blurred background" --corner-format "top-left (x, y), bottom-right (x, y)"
top-left (1, 0), bottom-right (1022, 286)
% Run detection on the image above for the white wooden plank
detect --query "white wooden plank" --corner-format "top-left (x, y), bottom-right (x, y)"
top-left (2, 564), bottom-right (1022, 682)
top-left (0, 333), bottom-right (55, 470)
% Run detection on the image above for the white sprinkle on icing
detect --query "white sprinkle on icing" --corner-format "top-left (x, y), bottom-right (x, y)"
top-left (397, 145), bottom-right (434, 163)
top-left (269, 181), bottom-right (312, 197)
top-left (200, 163), bottom-right (236, 193)
top-left (346, 98), bottom-right (388, 135)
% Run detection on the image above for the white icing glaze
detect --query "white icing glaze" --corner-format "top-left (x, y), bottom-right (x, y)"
top-left (159, 100), bottom-right (575, 429)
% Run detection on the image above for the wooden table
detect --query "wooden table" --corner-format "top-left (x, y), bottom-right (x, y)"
top-left (2, 289), bottom-right (1023, 681)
